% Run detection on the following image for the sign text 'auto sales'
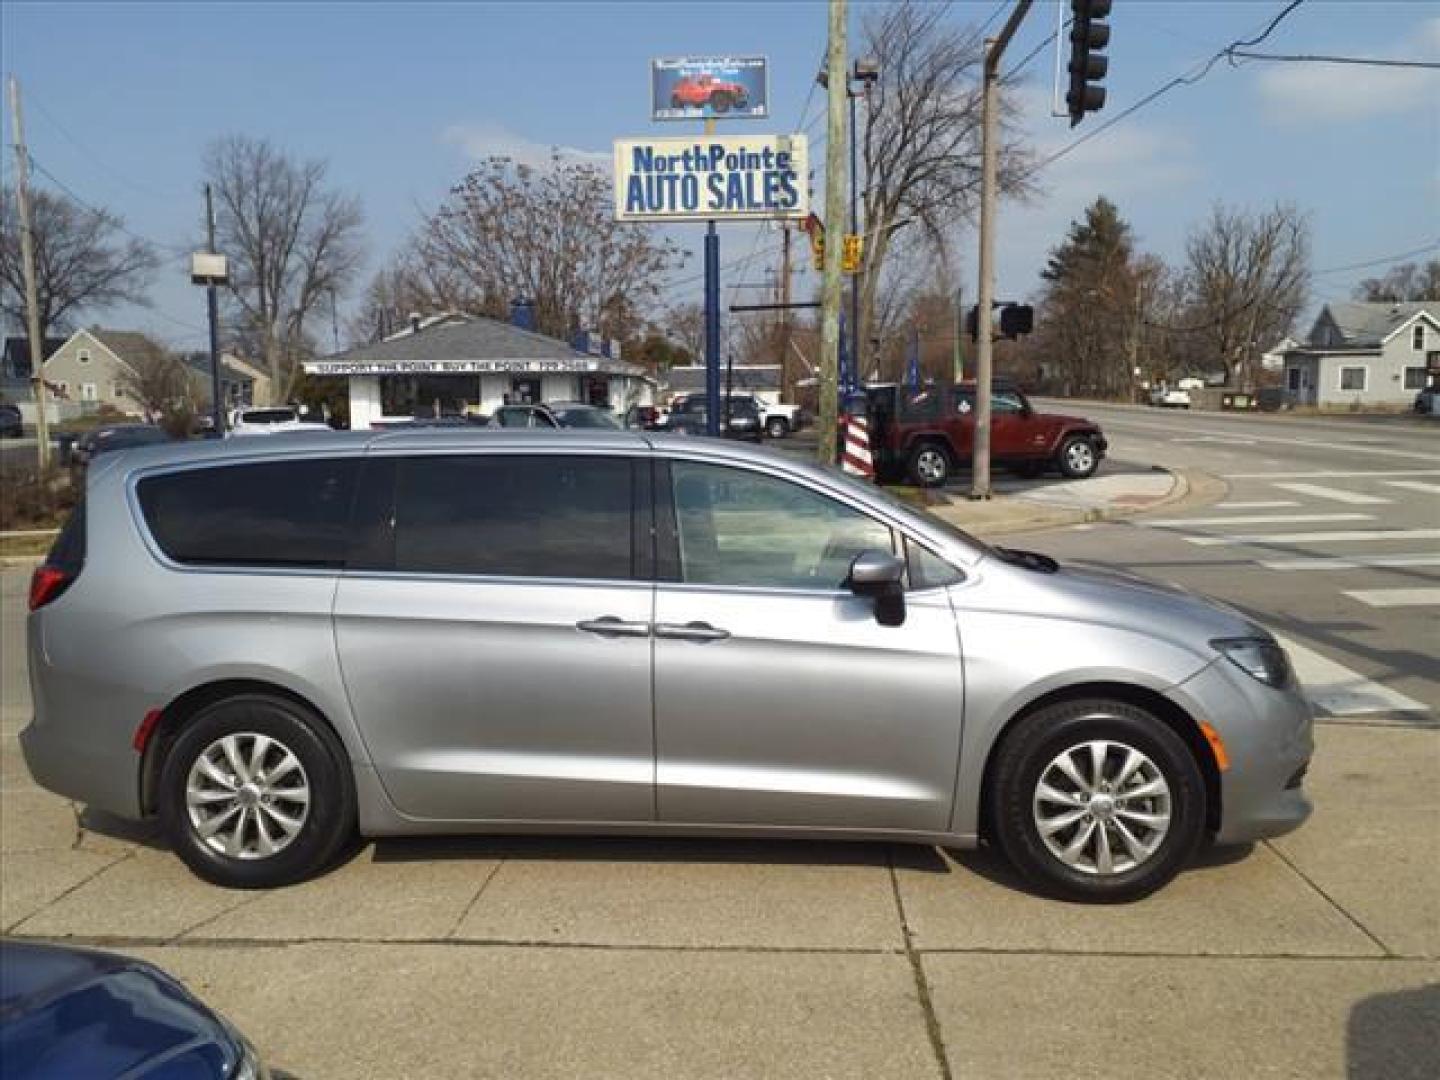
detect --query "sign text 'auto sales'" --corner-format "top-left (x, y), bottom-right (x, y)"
top-left (613, 135), bottom-right (808, 223)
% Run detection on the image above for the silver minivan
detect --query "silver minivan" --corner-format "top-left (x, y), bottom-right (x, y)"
top-left (22, 431), bottom-right (1312, 901)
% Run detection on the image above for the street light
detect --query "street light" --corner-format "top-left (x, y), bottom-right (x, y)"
top-left (191, 184), bottom-right (229, 436)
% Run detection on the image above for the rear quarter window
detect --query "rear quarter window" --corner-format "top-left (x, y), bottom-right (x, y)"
top-left (136, 458), bottom-right (360, 568)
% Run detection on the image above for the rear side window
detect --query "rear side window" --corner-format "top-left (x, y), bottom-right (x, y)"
top-left (137, 459), bottom-right (360, 568)
top-left (391, 455), bottom-right (634, 580)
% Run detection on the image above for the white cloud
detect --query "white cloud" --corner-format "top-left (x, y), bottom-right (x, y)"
top-left (440, 123), bottom-right (609, 169)
top-left (1254, 17), bottom-right (1440, 122)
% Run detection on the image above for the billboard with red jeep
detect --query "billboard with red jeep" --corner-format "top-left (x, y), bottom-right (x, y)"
top-left (652, 56), bottom-right (768, 121)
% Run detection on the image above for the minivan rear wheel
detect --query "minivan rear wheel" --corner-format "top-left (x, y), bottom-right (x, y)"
top-left (159, 694), bottom-right (354, 889)
top-left (988, 699), bottom-right (1205, 902)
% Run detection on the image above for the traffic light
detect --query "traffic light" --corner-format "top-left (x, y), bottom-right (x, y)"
top-left (998, 304), bottom-right (1034, 340)
top-left (1067, 0), bottom-right (1111, 127)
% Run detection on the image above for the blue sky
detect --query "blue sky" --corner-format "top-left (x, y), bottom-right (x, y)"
top-left (2, 0), bottom-right (1437, 351)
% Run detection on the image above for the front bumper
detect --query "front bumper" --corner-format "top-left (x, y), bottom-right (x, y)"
top-left (1168, 657), bottom-right (1314, 844)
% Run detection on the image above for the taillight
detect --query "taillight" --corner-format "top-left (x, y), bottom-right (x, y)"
top-left (28, 565), bottom-right (75, 611)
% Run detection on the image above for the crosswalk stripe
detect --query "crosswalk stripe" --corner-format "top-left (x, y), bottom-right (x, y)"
top-left (1187, 528), bottom-right (1440, 547)
top-left (1223, 470), bottom-right (1440, 480)
top-left (1342, 588), bottom-right (1440, 608)
top-left (1274, 635), bottom-right (1430, 716)
top-left (1272, 482), bottom-right (1391, 505)
top-left (1214, 501), bottom-right (1300, 510)
top-left (1258, 553), bottom-right (1440, 571)
top-left (1146, 512), bottom-right (1371, 527)
top-left (1384, 480), bottom-right (1440, 495)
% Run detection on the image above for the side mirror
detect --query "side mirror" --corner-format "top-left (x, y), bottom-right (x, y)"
top-left (847, 550), bottom-right (906, 627)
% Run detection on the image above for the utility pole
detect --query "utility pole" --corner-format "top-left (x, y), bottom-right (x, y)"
top-left (817, 0), bottom-right (847, 466)
top-left (953, 285), bottom-right (964, 381)
top-left (8, 76), bottom-right (51, 472)
top-left (779, 223), bottom-right (793, 401)
top-left (972, 0), bottom-right (1031, 500)
top-left (204, 185), bottom-right (225, 434)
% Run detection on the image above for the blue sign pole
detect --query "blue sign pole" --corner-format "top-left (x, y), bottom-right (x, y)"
top-left (704, 220), bottom-right (721, 436)
top-left (906, 326), bottom-right (921, 391)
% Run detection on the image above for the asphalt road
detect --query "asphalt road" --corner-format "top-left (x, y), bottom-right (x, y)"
top-left (1021, 401), bottom-right (1439, 719)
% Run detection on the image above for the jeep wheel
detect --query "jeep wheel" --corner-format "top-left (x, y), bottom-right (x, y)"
top-left (711, 91), bottom-right (732, 114)
top-left (1056, 435), bottom-right (1099, 479)
top-left (671, 93), bottom-right (683, 109)
top-left (907, 442), bottom-right (952, 488)
top-left (765, 417), bottom-right (789, 439)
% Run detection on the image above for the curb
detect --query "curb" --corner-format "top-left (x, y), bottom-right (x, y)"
top-left (0, 556), bottom-right (44, 569)
top-left (936, 464), bottom-right (1218, 539)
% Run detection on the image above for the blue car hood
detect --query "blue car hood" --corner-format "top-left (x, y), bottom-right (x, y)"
top-left (1, 941), bottom-right (242, 1079)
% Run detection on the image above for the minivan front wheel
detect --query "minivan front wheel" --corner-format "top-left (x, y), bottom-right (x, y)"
top-left (988, 699), bottom-right (1205, 902)
top-left (159, 694), bottom-right (354, 889)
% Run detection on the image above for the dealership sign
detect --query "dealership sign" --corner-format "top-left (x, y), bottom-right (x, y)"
top-left (305, 359), bottom-right (639, 377)
top-left (613, 135), bottom-right (808, 222)
top-left (652, 56), bottom-right (768, 121)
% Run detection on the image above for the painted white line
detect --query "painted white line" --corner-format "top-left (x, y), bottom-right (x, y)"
top-left (1272, 482), bottom-right (1391, 506)
top-left (1091, 416), bottom-right (1437, 461)
top-left (1146, 513), bottom-right (1372, 528)
top-left (1384, 480), bottom-right (1440, 495)
top-left (1259, 554), bottom-right (1440, 571)
top-left (1188, 528), bottom-right (1440, 547)
top-left (1224, 470), bottom-right (1440, 480)
top-left (1215, 501), bottom-right (1300, 510)
top-left (1342, 588), bottom-right (1440, 608)
top-left (1274, 635), bottom-right (1430, 716)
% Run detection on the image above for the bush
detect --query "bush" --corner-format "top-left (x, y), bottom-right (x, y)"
top-left (0, 470), bottom-right (78, 532)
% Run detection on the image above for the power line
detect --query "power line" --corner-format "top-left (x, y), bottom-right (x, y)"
top-left (25, 92), bottom-right (190, 199)
top-left (1002, 28), bottom-right (1059, 85)
top-left (1228, 50), bottom-right (1440, 70)
top-left (979, 0), bottom-right (1009, 35)
top-left (1315, 240), bottom-right (1440, 277)
top-left (27, 154), bottom-right (191, 256)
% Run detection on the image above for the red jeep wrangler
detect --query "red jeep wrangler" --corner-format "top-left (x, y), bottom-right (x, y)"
top-left (865, 381), bottom-right (1108, 488)
top-left (670, 74), bottom-right (750, 113)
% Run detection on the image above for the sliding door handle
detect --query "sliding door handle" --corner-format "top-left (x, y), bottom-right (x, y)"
top-left (654, 621), bottom-right (731, 642)
top-left (576, 616), bottom-right (651, 638)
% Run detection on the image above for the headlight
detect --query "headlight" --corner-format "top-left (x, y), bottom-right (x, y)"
top-left (231, 1040), bottom-right (269, 1080)
top-left (1212, 637), bottom-right (1291, 689)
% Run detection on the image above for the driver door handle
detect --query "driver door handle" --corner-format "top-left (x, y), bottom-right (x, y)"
top-left (653, 621), bottom-right (731, 643)
top-left (576, 616), bottom-right (651, 638)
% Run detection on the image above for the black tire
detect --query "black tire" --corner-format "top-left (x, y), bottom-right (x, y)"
top-left (765, 416), bottom-right (789, 439)
top-left (671, 93), bottom-right (683, 109)
top-left (988, 698), bottom-right (1206, 903)
top-left (711, 91), bottom-right (732, 114)
top-left (159, 693), bottom-right (355, 889)
top-left (1055, 434), bottom-right (1099, 479)
top-left (906, 441), bottom-right (952, 488)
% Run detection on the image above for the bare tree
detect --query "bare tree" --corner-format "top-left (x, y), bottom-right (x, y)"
top-left (0, 185), bottom-right (159, 345)
top-left (1354, 259), bottom-right (1440, 303)
top-left (1183, 202), bottom-right (1310, 387)
top-left (204, 135), bottom-right (365, 400)
top-left (855, 0), bottom-right (1034, 372)
top-left (114, 345), bottom-right (193, 421)
top-left (415, 153), bottom-right (685, 343)
top-left (662, 302), bottom-right (705, 363)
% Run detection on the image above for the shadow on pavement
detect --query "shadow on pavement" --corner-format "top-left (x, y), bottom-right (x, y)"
top-left (365, 833), bottom-right (952, 873)
top-left (947, 841), bottom-right (1255, 902)
top-left (78, 806), bottom-right (166, 850)
top-left (1347, 982), bottom-right (1440, 1080)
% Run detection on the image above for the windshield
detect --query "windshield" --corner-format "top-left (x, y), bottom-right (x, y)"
top-left (555, 407), bottom-right (620, 429)
top-left (812, 462), bottom-right (990, 557)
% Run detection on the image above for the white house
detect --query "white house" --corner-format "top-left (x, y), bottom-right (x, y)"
top-left (303, 311), bottom-right (655, 429)
top-left (1282, 301), bottom-right (1439, 408)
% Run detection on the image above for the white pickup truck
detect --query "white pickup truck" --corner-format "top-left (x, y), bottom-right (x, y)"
top-left (668, 394), bottom-right (803, 439)
top-left (228, 407), bottom-right (332, 436)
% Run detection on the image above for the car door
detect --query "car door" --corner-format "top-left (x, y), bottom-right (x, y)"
top-left (651, 457), bottom-right (965, 832)
top-left (333, 450), bottom-right (655, 822)
top-left (993, 388), bottom-right (1048, 459)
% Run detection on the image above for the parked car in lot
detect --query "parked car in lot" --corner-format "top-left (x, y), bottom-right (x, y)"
top-left (0, 940), bottom-right (267, 1079)
top-left (0, 402), bottom-right (23, 438)
top-left (489, 402), bottom-right (621, 429)
top-left (1414, 384), bottom-right (1438, 415)
top-left (866, 382), bottom-right (1108, 486)
top-left (22, 430), bottom-right (1312, 902)
top-left (229, 406), bottom-right (331, 436)
top-left (1148, 386), bottom-right (1192, 409)
top-left (70, 423), bottom-right (173, 469)
top-left (623, 404), bottom-right (664, 431)
top-left (663, 395), bottom-right (763, 442)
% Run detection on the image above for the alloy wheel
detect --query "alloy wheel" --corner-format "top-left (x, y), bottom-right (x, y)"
top-left (1032, 739), bottom-right (1172, 876)
top-left (185, 732), bottom-right (311, 860)
top-left (1066, 440), bottom-right (1095, 474)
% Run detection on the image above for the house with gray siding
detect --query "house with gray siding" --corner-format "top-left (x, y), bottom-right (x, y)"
top-left (1282, 301), bottom-right (1439, 408)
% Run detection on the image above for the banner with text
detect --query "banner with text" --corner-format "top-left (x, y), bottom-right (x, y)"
top-left (613, 135), bottom-right (808, 223)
